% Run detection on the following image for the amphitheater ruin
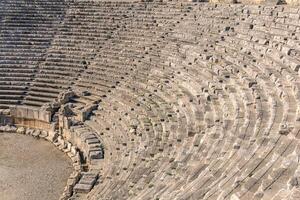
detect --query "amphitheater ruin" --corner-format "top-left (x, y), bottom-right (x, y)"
top-left (1, 0), bottom-right (300, 199)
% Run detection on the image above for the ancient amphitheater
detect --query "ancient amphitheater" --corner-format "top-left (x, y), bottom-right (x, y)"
top-left (1, 0), bottom-right (300, 199)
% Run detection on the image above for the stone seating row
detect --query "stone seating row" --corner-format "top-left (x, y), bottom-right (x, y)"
top-left (0, 0), bottom-right (67, 108)
top-left (74, 3), bottom-right (300, 200)
top-left (2, 1), bottom-right (300, 199)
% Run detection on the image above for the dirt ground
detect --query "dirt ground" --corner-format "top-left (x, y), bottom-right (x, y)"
top-left (0, 132), bottom-right (73, 200)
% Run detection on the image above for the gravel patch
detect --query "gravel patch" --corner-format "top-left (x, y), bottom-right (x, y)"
top-left (0, 132), bottom-right (73, 200)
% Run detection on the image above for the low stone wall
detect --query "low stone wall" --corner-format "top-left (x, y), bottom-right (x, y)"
top-left (10, 106), bottom-right (52, 122)
top-left (62, 124), bottom-right (104, 168)
top-left (13, 117), bottom-right (53, 130)
top-left (10, 106), bottom-right (54, 130)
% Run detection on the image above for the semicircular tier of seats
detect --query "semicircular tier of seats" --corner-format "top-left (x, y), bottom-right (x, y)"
top-left (75, 3), bottom-right (300, 200)
top-left (2, 1), bottom-right (300, 200)
top-left (0, 0), bottom-right (67, 108)
top-left (0, 0), bottom-right (152, 108)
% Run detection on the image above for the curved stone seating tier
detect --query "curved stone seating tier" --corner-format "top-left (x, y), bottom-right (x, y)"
top-left (0, 0), bottom-right (67, 108)
top-left (1, 1), bottom-right (300, 200)
top-left (81, 3), bottom-right (300, 200)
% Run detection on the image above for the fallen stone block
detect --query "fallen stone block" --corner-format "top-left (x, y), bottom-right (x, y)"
top-left (16, 127), bottom-right (25, 134)
top-left (73, 183), bottom-right (93, 193)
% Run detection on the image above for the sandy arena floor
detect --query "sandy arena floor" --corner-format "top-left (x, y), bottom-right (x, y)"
top-left (0, 132), bottom-right (73, 200)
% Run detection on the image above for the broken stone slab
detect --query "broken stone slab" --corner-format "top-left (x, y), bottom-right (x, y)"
top-left (39, 130), bottom-right (48, 138)
top-left (74, 163), bottom-right (82, 172)
top-left (16, 127), bottom-right (25, 134)
top-left (73, 183), bottom-right (93, 193)
top-left (0, 126), bottom-right (6, 132)
top-left (88, 143), bottom-right (102, 149)
top-left (32, 129), bottom-right (41, 138)
top-left (66, 142), bottom-right (72, 152)
top-left (0, 125), bottom-right (17, 133)
top-left (67, 177), bottom-right (77, 188)
top-left (73, 172), bottom-right (99, 193)
top-left (25, 128), bottom-right (34, 135)
top-left (86, 138), bottom-right (100, 145)
top-left (70, 146), bottom-right (78, 155)
top-left (89, 150), bottom-right (104, 160)
top-left (79, 176), bottom-right (97, 186)
top-left (83, 133), bottom-right (98, 141)
top-left (57, 136), bottom-right (65, 146)
top-left (81, 172), bottom-right (98, 178)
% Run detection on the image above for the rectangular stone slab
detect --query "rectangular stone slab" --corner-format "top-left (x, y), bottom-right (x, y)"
top-left (73, 183), bottom-right (93, 193)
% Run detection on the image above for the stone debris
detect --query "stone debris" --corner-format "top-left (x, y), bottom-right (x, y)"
top-left (0, 125), bottom-right (17, 133)
top-left (73, 172), bottom-right (98, 193)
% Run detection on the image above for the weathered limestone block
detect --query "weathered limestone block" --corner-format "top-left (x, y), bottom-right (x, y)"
top-left (41, 102), bottom-right (60, 114)
top-left (32, 129), bottom-right (41, 138)
top-left (58, 135), bottom-right (66, 146)
top-left (71, 146), bottom-right (78, 155)
top-left (47, 129), bottom-right (58, 142)
top-left (73, 172), bottom-right (98, 193)
top-left (89, 150), bottom-right (104, 160)
top-left (73, 184), bottom-right (93, 193)
top-left (11, 106), bottom-right (52, 123)
top-left (80, 104), bottom-right (98, 122)
top-left (59, 104), bottom-right (74, 117)
top-left (25, 128), bottom-right (34, 135)
top-left (16, 127), bottom-right (25, 134)
top-left (0, 125), bottom-right (16, 133)
top-left (39, 130), bottom-right (48, 138)
top-left (39, 110), bottom-right (52, 123)
top-left (57, 90), bottom-right (75, 104)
